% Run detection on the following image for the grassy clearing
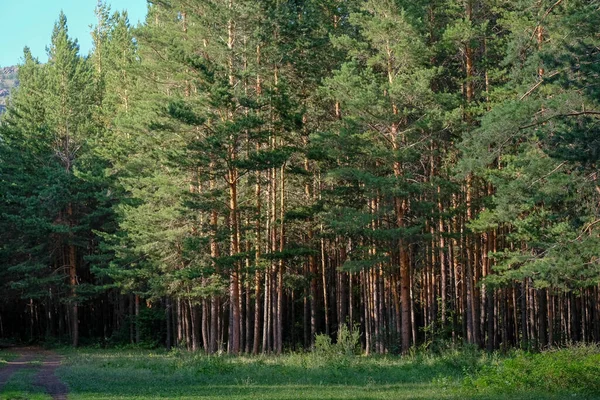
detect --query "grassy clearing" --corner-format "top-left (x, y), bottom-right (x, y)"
top-left (0, 344), bottom-right (593, 399)
top-left (0, 366), bottom-right (51, 400)
top-left (57, 348), bottom-right (468, 399)
top-left (51, 344), bottom-right (600, 400)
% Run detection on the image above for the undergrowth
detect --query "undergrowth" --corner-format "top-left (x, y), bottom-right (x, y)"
top-left (462, 344), bottom-right (600, 397)
top-left (46, 341), bottom-right (600, 399)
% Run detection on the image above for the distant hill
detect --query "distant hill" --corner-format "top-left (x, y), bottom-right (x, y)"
top-left (0, 66), bottom-right (19, 112)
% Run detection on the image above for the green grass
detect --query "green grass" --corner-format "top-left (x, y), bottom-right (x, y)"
top-left (0, 350), bottom-right (49, 400)
top-left (56, 348), bottom-right (467, 399)
top-left (0, 365), bottom-right (51, 400)
top-left (0, 350), bottom-right (18, 365)
top-left (0, 344), bottom-right (596, 399)
top-left (463, 344), bottom-right (600, 399)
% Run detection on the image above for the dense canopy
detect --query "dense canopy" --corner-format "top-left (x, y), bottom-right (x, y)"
top-left (1, 0), bottom-right (599, 353)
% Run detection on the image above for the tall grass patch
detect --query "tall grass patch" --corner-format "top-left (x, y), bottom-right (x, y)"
top-left (464, 344), bottom-right (600, 397)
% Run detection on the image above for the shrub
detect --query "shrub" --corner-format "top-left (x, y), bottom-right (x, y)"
top-left (464, 344), bottom-right (600, 396)
top-left (313, 324), bottom-right (361, 358)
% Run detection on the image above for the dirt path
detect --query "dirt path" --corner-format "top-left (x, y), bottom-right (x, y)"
top-left (0, 347), bottom-right (68, 400)
top-left (0, 346), bottom-right (38, 390)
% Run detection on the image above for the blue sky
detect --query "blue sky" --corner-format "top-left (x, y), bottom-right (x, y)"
top-left (0, 0), bottom-right (148, 67)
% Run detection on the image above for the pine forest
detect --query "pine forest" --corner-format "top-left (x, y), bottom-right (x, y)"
top-left (1, 0), bottom-right (599, 357)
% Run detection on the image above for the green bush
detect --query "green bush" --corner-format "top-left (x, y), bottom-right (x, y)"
top-left (313, 324), bottom-right (361, 358)
top-left (464, 344), bottom-right (600, 396)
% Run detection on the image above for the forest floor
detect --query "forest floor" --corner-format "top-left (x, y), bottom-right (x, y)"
top-left (1, 345), bottom-right (599, 399)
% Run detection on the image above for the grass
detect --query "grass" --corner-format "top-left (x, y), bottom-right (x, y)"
top-left (57, 348), bottom-right (470, 399)
top-left (0, 350), bottom-right (18, 365)
top-left (0, 348), bottom-right (49, 400)
top-left (53, 344), bottom-right (600, 400)
top-left (0, 364), bottom-right (51, 400)
top-left (2, 344), bottom-right (599, 399)
top-left (463, 344), bottom-right (600, 398)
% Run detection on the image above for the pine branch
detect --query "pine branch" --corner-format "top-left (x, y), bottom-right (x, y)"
top-left (528, 161), bottom-right (567, 187)
top-left (519, 71), bottom-right (560, 100)
top-left (519, 110), bottom-right (600, 130)
top-left (528, 0), bottom-right (565, 44)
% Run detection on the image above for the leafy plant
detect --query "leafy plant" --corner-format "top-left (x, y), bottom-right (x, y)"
top-left (314, 323), bottom-right (361, 358)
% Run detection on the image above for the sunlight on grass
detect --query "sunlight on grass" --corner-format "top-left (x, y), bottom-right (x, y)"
top-left (57, 348), bottom-right (466, 399)
top-left (463, 344), bottom-right (600, 398)
top-left (49, 345), bottom-right (600, 400)
top-left (0, 350), bottom-right (18, 364)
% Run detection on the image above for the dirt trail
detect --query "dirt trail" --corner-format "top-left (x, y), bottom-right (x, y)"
top-left (34, 350), bottom-right (68, 400)
top-left (0, 347), bottom-right (68, 399)
top-left (0, 346), bottom-right (38, 390)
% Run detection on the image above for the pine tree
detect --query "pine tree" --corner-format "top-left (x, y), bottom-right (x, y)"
top-left (321, 0), bottom-right (441, 353)
top-left (0, 13), bottom-right (107, 346)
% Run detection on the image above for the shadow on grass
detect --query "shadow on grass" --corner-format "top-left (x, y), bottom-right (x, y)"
top-left (0, 366), bottom-right (51, 400)
top-left (54, 348), bottom-right (599, 400)
top-left (56, 350), bottom-right (472, 399)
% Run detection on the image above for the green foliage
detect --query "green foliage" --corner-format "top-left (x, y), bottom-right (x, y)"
top-left (2, 0), bottom-right (600, 352)
top-left (460, 0), bottom-right (600, 292)
top-left (55, 347), bottom-right (470, 399)
top-left (313, 324), bottom-right (361, 361)
top-left (0, 12), bottom-right (112, 315)
top-left (464, 345), bottom-right (600, 397)
top-left (39, 345), bottom-right (599, 399)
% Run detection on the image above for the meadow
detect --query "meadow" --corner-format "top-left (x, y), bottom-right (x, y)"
top-left (1, 344), bottom-right (600, 399)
